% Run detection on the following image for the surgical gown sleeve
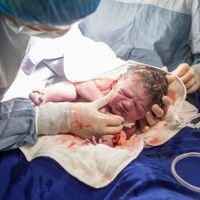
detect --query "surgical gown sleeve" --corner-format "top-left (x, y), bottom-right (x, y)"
top-left (190, 0), bottom-right (200, 62)
top-left (0, 98), bottom-right (37, 151)
top-left (79, 0), bottom-right (200, 71)
top-left (190, 1), bottom-right (200, 79)
top-left (0, 17), bottom-right (30, 100)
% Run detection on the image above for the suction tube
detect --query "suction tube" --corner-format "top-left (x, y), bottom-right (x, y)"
top-left (171, 152), bottom-right (200, 193)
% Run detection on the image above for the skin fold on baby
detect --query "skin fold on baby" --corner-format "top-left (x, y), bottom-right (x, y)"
top-left (30, 65), bottom-right (168, 147)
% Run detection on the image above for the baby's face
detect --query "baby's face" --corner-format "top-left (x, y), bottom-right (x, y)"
top-left (108, 75), bottom-right (149, 123)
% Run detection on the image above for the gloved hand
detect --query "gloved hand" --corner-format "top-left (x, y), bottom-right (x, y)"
top-left (138, 74), bottom-right (174, 132)
top-left (68, 92), bottom-right (124, 138)
top-left (173, 63), bottom-right (200, 94)
top-left (35, 91), bottom-right (124, 139)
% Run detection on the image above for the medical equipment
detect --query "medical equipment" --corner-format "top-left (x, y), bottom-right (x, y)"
top-left (171, 152), bottom-right (200, 193)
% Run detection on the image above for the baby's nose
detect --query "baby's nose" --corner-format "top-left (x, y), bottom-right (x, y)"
top-left (122, 100), bottom-right (133, 111)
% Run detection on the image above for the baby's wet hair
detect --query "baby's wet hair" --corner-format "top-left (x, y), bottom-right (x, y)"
top-left (126, 64), bottom-right (168, 108)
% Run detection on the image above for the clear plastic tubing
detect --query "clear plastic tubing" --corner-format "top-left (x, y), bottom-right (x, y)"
top-left (171, 152), bottom-right (200, 193)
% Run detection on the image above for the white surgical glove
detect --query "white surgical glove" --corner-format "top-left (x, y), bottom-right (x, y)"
top-left (173, 63), bottom-right (200, 94)
top-left (35, 92), bottom-right (124, 139)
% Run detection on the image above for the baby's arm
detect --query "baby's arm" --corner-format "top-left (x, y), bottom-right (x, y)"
top-left (76, 78), bottom-right (115, 101)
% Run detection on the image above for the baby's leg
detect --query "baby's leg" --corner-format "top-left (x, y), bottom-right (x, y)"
top-left (29, 82), bottom-right (77, 105)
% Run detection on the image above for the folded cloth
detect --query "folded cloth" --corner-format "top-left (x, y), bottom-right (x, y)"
top-left (20, 63), bottom-right (200, 188)
top-left (63, 23), bottom-right (126, 82)
top-left (20, 134), bottom-right (144, 188)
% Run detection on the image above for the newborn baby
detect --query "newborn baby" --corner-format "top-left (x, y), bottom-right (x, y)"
top-left (30, 65), bottom-right (168, 146)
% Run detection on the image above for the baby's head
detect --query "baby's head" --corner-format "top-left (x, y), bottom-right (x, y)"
top-left (108, 64), bottom-right (168, 124)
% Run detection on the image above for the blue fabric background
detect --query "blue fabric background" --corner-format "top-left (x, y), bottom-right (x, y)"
top-left (0, 114), bottom-right (200, 199)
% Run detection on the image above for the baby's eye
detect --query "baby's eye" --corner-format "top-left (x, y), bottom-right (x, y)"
top-left (118, 89), bottom-right (125, 96)
top-left (121, 89), bottom-right (132, 98)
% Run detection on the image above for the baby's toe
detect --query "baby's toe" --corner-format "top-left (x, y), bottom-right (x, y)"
top-left (29, 90), bottom-right (44, 105)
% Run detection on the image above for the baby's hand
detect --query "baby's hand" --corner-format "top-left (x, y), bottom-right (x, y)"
top-left (173, 63), bottom-right (200, 94)
top-left (84, 136), bottom-right (114, 147)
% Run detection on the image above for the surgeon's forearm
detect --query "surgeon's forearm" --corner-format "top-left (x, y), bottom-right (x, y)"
top-left (0, 98), bottom-right (37, 151)
top-left (35, 102), bottom-right (71, 135)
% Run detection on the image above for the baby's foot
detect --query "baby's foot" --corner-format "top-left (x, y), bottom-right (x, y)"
top-left (29, 90), bottom-right (46, 105)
